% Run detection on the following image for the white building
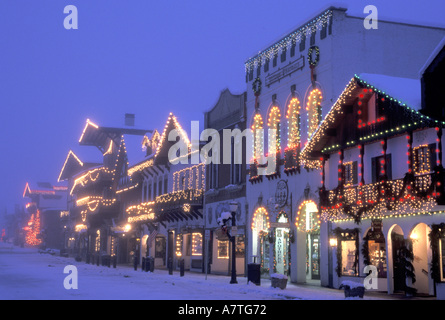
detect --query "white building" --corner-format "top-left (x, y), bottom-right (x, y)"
top-left (244, 6), bottom-right (445, 286)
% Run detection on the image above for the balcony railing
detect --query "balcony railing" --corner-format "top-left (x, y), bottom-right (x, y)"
top-left (320, 169), bottom-right (445, 222)
top-left (155, 188), bottom-right (204, 209)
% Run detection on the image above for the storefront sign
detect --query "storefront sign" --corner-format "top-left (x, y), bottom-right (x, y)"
top-left (265, 56), bottom-right (304, 87)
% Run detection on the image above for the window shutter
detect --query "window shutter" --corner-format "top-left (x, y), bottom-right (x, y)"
top-left (386, 154), bottom-right (392, 180)
top-left (352, 161), bottom-right (358, 185)
top-left (338, 164), bottom-right (342, 185)
top-left (372, 157), bottom-right (377, 183)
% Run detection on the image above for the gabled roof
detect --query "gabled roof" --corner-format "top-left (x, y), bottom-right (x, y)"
top-left (58, 150), bottom-right (101, 182)
top-left (419, 36), bottom-right (445, 77)
top-left (23, 182), bottom-right (67, 198)
top-left (154, 113), bottom-right (191, 165)
top-left (78, 118), bottom-right (152, 152)
top-left (302, 73), bottom-right (442, 162)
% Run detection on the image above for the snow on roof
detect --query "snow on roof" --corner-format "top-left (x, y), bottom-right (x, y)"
top-left (419, 36), bottom-right (445, 77)
top-left (356, 73), bottom-right (421, 111)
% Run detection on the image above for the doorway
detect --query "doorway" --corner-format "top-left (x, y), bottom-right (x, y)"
top-left (275, 213), bottom-right (290, 276)
top-left (391, 231), bottom-right (406, 293)
top-left (307, 233), bottom-right (320, 280)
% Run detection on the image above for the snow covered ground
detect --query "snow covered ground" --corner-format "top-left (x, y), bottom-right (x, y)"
top-left (0, 242), bottom-right (398, 301)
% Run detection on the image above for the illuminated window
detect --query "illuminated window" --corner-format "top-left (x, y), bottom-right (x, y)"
top-left (440, 238), bottom-right (445, 281)
top-left (287, 98), bottom-right (301, 149)
top-left (268, 106), bottom-right (281, 155)
top-left (341, 240), bottom-right (357, 276)
top-left (252, 207), bottom-right (270, 272)
top-left (192, 233), bottom-right (203, 256)
top-left (342, 161), bottom-right (358, 187)
top-left (306, 88), bottom-right (322, 138)
top-left (414, 144), bottom-right (436, 175)
top-left (252, 114), bottom-right (264, 162)
top-left (336, 229), bottom-right (358, 277)
top-left (217, 240), bottom-right (229, 259)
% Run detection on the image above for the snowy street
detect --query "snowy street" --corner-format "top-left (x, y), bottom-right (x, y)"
top-left (0, 243), bottom-right (399, 301)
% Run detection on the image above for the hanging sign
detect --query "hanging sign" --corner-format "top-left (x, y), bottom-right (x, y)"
top-left (275, 180), bottom-right (288, 208)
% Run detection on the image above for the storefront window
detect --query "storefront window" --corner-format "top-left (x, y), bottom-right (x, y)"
top-left (192, 232), bottom-right (203, 256)
top-left (368, 240), bottom-right (387, 277)
top-left (175, 234), bottom-right (182, 257)
top-left (335, 228), bottom-right (359, 277)
top-left (440, 238), bottom-right (445, 281)
top-left (341, 240), bottom-right (357, 276)
top-left (217, 240), bottom-right (229, 259)
top-left (235, 235), bottom-right (245, 258)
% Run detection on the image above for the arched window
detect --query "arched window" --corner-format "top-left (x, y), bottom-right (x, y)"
top-left (251, 207), bottom-right (270, 271)
top-left (307, 88), bottom-right (323, 138)
top-left (251, 113), bottom-right (264, 162)
top-left (287, 98), bottom-right (301, 149)
top-left (268, 106), bottom-right (281, 155)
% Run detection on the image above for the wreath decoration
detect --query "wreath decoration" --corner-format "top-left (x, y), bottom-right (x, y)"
top-left (252, 77), bottom-right (262, 96)
top-left (307, 46), bottom-right (320, 67)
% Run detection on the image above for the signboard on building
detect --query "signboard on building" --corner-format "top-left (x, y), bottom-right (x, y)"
top-left (265, 56), bottom-right (305, 87)
top-left (275, 180), bottom-right (288, 208)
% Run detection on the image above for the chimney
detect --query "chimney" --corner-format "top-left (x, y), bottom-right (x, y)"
top-left (125, 113), bottom-right (135, 127)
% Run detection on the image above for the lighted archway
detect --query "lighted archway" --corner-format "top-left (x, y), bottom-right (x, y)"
top-left (287, 97), bottom-right (301, 149)
top-left (251, 207), bottom-right (270, 273)
top-left (306, 88), bottom-right (323, 138)
top-left (268, 106), bottom-right (281, 155)
top-left (409, 223), bottom-right (433, 295)
top-left (251, 113), bottom-right (264, 162)
top-left (295, 200), bottom-right (321, 281)
top-left (295, 200), bottom-right (320, 233)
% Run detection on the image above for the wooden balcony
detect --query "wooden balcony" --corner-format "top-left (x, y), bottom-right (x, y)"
top-left (320, 168), bottom-right (445, 223)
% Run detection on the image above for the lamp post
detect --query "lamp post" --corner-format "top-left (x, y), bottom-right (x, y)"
top-left (229, 201), bottom-right (238, 284)
top-left (218, 201), bottom-right (239, 284)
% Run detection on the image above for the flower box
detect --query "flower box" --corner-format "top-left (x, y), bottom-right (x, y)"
top-left (271, 273), bottom-right (288, 290)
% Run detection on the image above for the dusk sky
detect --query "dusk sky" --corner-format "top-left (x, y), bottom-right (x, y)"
top-left (1, 0), bottom-right (445, 214)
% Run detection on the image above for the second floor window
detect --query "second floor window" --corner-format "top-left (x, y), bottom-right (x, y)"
top-left (414, 144), bottom-right (436, 174)
top-left (372, 154), bottom-right (392, 183)
top-left (342, 161), bottom-right (358, 187)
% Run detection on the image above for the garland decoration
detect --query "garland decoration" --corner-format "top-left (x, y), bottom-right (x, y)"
top-left (252, 77), bottom-right (262, 96)
top-left (252, 77), bottom-right (262, 111)
top-left (308, 46), bottom-right (319, 85)
top-left (320, 165), bottom-right (445, 224)
top-left (429, 223), bottom-right (445, 282)
top-left (307, 46), bottom-right (320, 67)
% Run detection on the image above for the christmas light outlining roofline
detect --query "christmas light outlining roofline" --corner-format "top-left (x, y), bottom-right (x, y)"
top-left (58, 150), bottom-right (84, 182)
top-left (79, 119), bottom-right (99, 143)
top-left (154, 112), bottom-right (191, 158)
top-left (244, 9), bottom-right (333, 72)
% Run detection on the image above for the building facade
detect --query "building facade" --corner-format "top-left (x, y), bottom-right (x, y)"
top-left (22, 182), bottom-right (67, 250)
top-left (203, 89), bottom-right (248, 276)
top-left (304, 60), bottom-right (445, 297)
top-left (58, 119), bottom-right (150, 264)
top-left (123, 113), bottom-right (206, 272)
top-left (244, 6), bottom-right (445, 286)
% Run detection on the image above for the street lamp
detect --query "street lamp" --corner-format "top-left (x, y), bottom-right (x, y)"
top-left (217, 201), bottom-right (239, 284)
